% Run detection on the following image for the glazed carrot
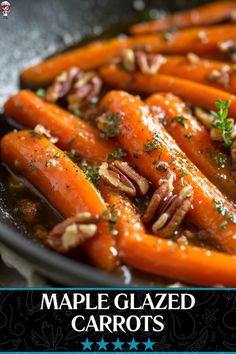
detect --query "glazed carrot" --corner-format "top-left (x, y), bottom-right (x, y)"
top-left (0, 130), bottom-right (117, 271)
top-left (21, 24), bottom-right (236, 86)
top-left (120, 232), bottom-right (236, 287)
top-left (150, 55), bottom-right (236, 95)
top-left (100, 65), bottom-right (236, 118)
top-left (102, 185), bottom-right (236, 286)
top-left (100, 184), bottom-right (145, 237)
top-left (145, 92), bottom-right (236, 198)
top-left (130, 1), bottom-right (236, 35)
top-left (100, 91), bottom-right (236, 254)
top-left (4, 90), bottom-right (117, 162)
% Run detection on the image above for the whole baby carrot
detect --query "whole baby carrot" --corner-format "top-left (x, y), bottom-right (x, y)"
top-left (145, 92), bottom-right (236, 198)
top-left (0, 130), bottom-right (117, 270)
top-left (4, 90), bottom-right (117, 162)
top-left (120, 231), bottom-right (236, 287)
top-left (100, 65), bottom-right (236, 118)
top-left (102, 184), bottom-right (236, 287)
top-left (150, 55), bottom-right (236, 95)
top-left (100, 91), bottom-right (236, 254)
top-left (130, 1), bottom-right (236, 35)
top-left (21, 24), bottom-right (236, 86)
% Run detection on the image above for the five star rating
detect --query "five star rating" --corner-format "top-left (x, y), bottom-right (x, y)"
top-left (81, 337), bottom-right (155, 351)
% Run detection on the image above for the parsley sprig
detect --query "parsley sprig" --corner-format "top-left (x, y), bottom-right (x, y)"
top-left (210, 100), bottom-right (233, 148)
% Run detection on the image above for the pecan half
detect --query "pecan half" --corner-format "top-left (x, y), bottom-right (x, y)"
top-left (142, 172), bottom-right (175, 224)
top-left (152, 186), bottom-right (193, 238)
top-left (99, 161), bottom-right (149, 197)
top-left (67, 71), bottom-right (102, 111)
top-left (45, 212), bottom-right (98, 253)
top-left (45, 67), bottom-right (102, 111)
top-left (121, 49), bottom-right (166, 75)
top-left (46, 67), bottom-right (80, 102)
top-left (143, 172), bottom-right (193, 238)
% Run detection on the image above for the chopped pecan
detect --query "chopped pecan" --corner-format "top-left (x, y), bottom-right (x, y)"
top-left (197, 31), bottom-right (208, 43)
top-left (135, 51), bottom-right (166, 75)
top-left (45, 212), bottom-right (98, 253)
top-left (45, 67), bottom-right (102, 111)
top-left (122, 49), bottom-right (136, 71)
top-left (206, 65), bottom-right (231, 87)
top-left (143, 172), bottom-right (193, 238)
top-left (121, 49), bottom-right (166, 75)
top-left (96, 112), bottom-right (122, 138)
top-left (99, 161), bottom-right (149, 197)
top-left (186, 52), bottom-right (200, 64)
top-left (194, 106), bottom-right (215, 128)
top-left (34, 124), bottom-right (58, 144)
top-left (218, 40), bottom-right (236, 63)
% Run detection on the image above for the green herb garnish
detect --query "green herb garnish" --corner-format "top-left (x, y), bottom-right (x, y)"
top-left (209, 151), bottom-right (228, 168)
top-left (143, 133), bottom-right (163, 154)
top-left (108, 148), bottom-right (127, 162)
top-left (210, 100), bottom-right (233, 148)
top-left (79, 160), bottom-right (100, 187)
top-left (98, 113), bottom-right (121, 138)
top-left (64, 149), bottom-right (81, 164)
top-left (54, 153), bottom-right (62, 159)
top-left (174, 116), bottom-right (189, 127)
top-left (36, 88), bottom-right (46, 99)
top-left (213, 199), bottom-right (235, 225)
top-left (29, 130), bottom-right (37, 138)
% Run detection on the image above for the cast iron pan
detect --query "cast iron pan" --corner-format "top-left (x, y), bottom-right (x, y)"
top-left (0, 0), bottom-right (211, 287)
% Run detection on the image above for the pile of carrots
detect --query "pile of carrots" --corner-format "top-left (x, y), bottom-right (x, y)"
top-left (2, 0), bottom-right (236, 286)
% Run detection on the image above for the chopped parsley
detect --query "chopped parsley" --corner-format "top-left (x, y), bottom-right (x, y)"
top-left (143, 133), bottom-right (163, 154)
top-left (210, 99), bottom-right (233, 148)
top-left (29, 130), bottom-right (37, 138)
top-left (174, 116), bottom-right (189, 127)
top-left (101, 207), bottom-right (117, 225)
top-left (108, 148), bottom-right (127, 162)
top-left (72, 108), bottom-right (82, 117)
top-left (98, 113), bottom-right (122, 138)
top-left (64, 149), bottom-right (81, 164)
top-left (79, 160), bottom-right (100, 187)
top-left (209, 151), bottom-right (228, 168)
top-left (36, 88), bottom-right (46, 99)
top-left (213, 199), bottom-right (235, 225)
top-left (54, 153), bottom-right (62, 159)
top-left (220, 220), bottom-right (228, 229)
top-left (27, 160), bottom-right (35, 172)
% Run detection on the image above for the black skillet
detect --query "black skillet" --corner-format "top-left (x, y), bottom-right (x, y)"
top-left (0, 0), bottom-right (211, 287)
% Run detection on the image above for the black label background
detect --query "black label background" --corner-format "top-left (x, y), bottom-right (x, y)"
top-left (0, 289), bottom-right (235, 352)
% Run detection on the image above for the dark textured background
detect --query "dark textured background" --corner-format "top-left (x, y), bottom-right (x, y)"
top-left (0, 0), bottom-right (211, 286)
top-left (0, 289), bottom-right (236, 351)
